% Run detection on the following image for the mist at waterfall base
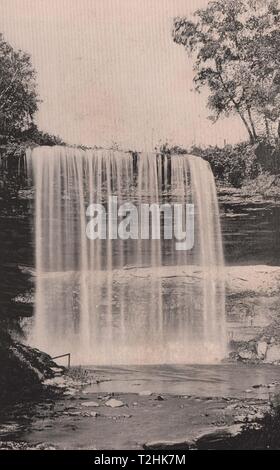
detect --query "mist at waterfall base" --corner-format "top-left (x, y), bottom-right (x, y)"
top-left (27, 146), bottom-right (226, 365)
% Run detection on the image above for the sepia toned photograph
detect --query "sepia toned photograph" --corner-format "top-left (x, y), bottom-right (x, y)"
top-left (1, 0), bottom-right (280, 458)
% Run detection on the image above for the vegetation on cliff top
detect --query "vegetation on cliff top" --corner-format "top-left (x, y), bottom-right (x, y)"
top-left (0, 33), bottom-right (64, 151)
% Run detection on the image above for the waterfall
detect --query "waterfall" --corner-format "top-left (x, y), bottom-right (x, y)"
top-left (27, 146), bottom-right (226, 365)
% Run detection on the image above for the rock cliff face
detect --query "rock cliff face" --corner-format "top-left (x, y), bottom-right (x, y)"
top-left (226, 266), bottom-right (280, 364)
top-left (0, 333), bottom-right (64, 403)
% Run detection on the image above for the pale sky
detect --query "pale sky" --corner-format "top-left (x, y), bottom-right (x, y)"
top-left (0, 0), bottom-right (247, 150)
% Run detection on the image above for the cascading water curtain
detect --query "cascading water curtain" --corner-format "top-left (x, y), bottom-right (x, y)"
top-left (27, 146), bottom-right (226, 364)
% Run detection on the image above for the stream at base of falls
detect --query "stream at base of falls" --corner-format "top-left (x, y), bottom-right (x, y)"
top-left (1, 363), bottom-right (280, 450)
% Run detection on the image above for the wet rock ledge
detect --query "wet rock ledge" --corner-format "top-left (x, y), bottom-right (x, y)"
top-left (0, 333), bottom-right (65, 404)
top-left (144, 400), bottom-right (280, 450)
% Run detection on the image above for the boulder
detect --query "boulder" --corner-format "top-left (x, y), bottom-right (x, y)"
top-left (105, 398), bottom-right (125, 408)
top-left (257, 341), bottom-right (268, 359)
top-left (195, 425), bottom-right (243, 450)
top-left (269, 392), bottom-right (280, 409)
top-left (264, 344), bottom-right (280, 363)
top-left (81, 401), bottom-right (99, 408)
top-left (155, 395), bottom-right (164, 401)
top-left (139, 390), bottom-right (153, 396)
top-left (144, 439), bottom-right (194, 450)
top-left (238, 349), bottom-right (256, 361)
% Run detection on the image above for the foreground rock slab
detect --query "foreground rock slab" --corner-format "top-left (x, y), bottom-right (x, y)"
top-left (105, 398), bottom-right (125, 408)
top-left (144, 439), bottom-right (194, 450)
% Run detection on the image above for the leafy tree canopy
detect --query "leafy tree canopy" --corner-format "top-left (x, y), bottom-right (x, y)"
top-left (0, 33), bottom-right (39, 136)
top-left (173, 0), bottom-right (280, 142)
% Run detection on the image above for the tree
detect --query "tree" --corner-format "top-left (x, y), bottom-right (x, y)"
top-left (173, 0), bottom-right (280, 143)
top-left (0, 34), bottom-right (39, 136)
top-left (20, 122), bottom-right (65, 146)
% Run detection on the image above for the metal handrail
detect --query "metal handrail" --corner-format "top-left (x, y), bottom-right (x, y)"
top-left (51, 353), bottom-right (71, 368)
